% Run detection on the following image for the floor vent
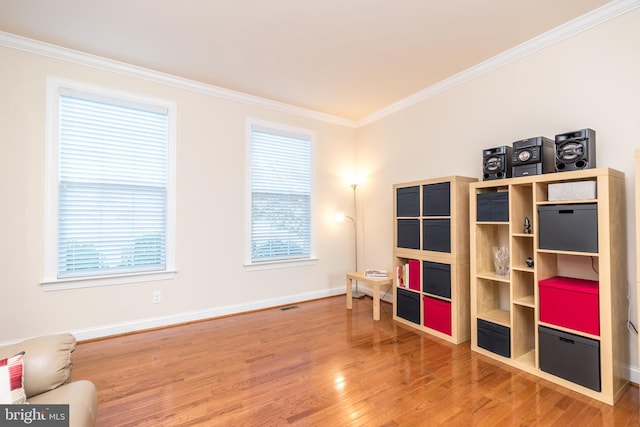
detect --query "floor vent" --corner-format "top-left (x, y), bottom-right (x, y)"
top-left (280, 305), bottom-right (300, 311)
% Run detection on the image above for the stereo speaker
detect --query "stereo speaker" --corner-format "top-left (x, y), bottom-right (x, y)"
top-left (555, 128), bottom-right (596, 172)
top-left (482, 146), bottom-right (512, 181)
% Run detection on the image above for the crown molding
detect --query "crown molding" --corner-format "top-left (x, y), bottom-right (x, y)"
top-left (357, 0), bottom-right (640, 127)
top-left (0, 31), bottom-right (358, 129)
top-left (1, 0), bottom-right (638, 129)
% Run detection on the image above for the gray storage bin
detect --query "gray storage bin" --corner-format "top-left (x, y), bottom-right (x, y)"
top-left (397, 219), bottom-right (420, 249)
top-left (422, 261), bottom-right (451, 298)
top-left (538, 204), bottom-right (598, 253)
top-left (423, 182), bottom-right (450, 216)
top-left (396, 186), bottom-right (420, 217)
top-left (422, 219), bottom-right (451, 253)
top-left (397, 288), bottom-right (420, 324)
top-left (548, 181), bottom-right (596, 201)
top-left (477, 319), bottom-right (510, 358)
top-left (539, 325), bottom-right (601, 392)
top-left (477, 192), bottom-right (509, 222)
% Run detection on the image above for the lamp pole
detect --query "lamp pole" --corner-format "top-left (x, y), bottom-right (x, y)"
top-left (350, 183), bottom-right (365, 298)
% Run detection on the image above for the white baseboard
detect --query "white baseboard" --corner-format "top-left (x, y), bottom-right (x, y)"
top-left (70, 283), bottom-right (393, 342)
top-left (69, 287), bottom-right (344, 342)
top-left (354, 283), bottom-right (394, 303)
top-left (628, 364), bottom-right (639, 385)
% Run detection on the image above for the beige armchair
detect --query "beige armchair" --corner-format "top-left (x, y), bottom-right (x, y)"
top-left (0, 333), bottom-right (98, 427)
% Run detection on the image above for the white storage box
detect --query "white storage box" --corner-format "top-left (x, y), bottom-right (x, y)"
top-left (548, 180), bottom-right (596, 201)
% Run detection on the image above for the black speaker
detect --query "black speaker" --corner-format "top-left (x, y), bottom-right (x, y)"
top-left (555, 128), bottom-right (596, 172)
top-left (512, 136), bottom-right (555, 177)
top-left (483, 146), bottom-right (512, 181)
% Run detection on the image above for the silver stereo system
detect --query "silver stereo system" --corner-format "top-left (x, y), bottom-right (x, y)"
top-left (512, 136), bottom-right (555, 177)
top-left (481, 128), bottom-right (596, 180)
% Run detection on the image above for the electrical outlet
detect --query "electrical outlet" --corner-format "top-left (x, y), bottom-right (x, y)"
top-left (152, 290), bottom-right (162, 304)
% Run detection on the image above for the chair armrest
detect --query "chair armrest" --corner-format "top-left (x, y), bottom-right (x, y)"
top-left (29, 380), bottom-right (98, 427)
top-left (0, 333), bottom-right (76, 398)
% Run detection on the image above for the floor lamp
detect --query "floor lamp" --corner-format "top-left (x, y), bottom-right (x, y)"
top-left (337, 182), bottom-right (365, 299)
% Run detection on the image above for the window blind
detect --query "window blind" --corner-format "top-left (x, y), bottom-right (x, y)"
top-left (58, 93), bottom-right (168, 278)
top-left (250, 126), bottom-right (311, 262)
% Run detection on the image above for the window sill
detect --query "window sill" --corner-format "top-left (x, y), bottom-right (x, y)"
top-left (41, 270), bottom-right (177, 291)
top-left (244, 257), bottom-right (318, 271)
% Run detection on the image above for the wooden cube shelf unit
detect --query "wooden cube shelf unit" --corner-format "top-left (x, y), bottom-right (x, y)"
top-left (470, 168), bottom-right (628, 405)
top-left (393, 176), bottom-right (477, 344)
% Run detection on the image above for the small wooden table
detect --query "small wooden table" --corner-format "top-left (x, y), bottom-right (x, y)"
top-left (346, 272), bottom-right (393, 320)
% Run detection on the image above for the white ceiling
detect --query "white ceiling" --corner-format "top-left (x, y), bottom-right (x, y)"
top-left (0, 0), bottom-right (615, 121)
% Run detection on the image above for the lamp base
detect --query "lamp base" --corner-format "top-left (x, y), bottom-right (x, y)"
top-left (352, 291), bottom-right (366, 299)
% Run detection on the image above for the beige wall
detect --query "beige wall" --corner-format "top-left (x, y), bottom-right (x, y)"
top-left (357, 8), bottom-right (640, 374)
top-left (0, 45), bottom-right (357, 342)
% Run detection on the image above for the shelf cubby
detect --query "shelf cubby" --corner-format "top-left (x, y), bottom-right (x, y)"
top-left (512, 269), bottom-right (534, 307)
top-left (512, 304), bottom-right (535, 367)
top-left (512, 235), bottom-right (534, 273)
top-left (474, 223), bottom-right (509, 277)
top-left (510, 183), bottom-right (534, 229)
top-left (476, 278), bottom-right (510, 327)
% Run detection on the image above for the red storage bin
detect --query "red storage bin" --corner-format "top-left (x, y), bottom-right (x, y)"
top-left (539, 276), bottom-right (599, 335)
top-left (423, 296), bottom-right (451, 335)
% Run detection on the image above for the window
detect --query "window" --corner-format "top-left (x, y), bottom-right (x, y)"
top-left (247, 120), bottom-right (315, 268)
top-left (44, 78), bottom-right (176, 288)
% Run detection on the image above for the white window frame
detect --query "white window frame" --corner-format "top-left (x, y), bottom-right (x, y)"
top-left (245, 118), bottom-right (317, 271)
top-left (43, 77), bottom-right (177, 290)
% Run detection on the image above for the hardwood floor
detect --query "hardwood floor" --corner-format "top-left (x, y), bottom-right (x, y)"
top-left (71, 296), bottom-right (640, 426)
